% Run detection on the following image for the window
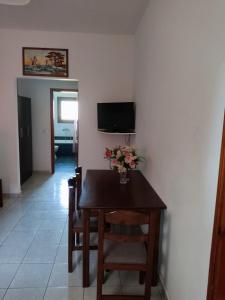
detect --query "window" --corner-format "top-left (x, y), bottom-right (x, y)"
top-left (58, 97), bottom-right (78, 123)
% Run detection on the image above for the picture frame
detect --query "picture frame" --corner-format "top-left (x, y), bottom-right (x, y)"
top-left (22, 47), bottom-right (69, 77)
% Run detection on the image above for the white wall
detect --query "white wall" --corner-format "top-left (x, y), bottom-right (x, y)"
top-left (17, 78), bottom-right (77, 172)
top-left (135, 0), bottom-right (225, 299)
top-left (0, 29), bottom-right (134, 193)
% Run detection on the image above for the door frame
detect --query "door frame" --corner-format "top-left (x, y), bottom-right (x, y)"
top-left (207, 112), bottom-right (225, 300)
top-left (50, 88), bottom-right (79, 174)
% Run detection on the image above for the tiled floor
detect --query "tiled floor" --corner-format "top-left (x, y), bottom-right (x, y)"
top-left (55, 156), bottom-right (76, 173)
top-left (0, 168), bottom-right (164, 299)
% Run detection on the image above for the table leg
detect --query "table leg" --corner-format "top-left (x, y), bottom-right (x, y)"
top-left (152, 211), bottom-right (160, 286)
top-left (83, 209), bottom-right (90, 287)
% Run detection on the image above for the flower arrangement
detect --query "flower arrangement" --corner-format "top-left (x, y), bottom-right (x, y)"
top-left (104, 145), bottom-right (141, 173)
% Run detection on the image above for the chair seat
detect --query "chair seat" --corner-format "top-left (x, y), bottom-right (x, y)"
top-left (104, 240), bottom-right (146, 264)
top-left (73, 212), bottom-right (98, 232)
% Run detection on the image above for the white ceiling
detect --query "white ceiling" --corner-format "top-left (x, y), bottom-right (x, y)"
top-left (0, 0), bottom-right (149, 34)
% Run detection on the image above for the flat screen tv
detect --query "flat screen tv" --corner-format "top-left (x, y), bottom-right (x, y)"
top-left (97, 102), bottom-right (135, 133)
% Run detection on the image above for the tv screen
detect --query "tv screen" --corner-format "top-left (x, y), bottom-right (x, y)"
top-left (97, 102), bottom-right (135, 133)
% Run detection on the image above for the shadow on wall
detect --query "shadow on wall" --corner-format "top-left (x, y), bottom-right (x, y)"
top-left (159, 212), bottom-right (171, 294)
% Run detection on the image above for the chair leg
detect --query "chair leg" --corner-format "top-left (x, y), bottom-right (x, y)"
top-left (72, 233), bottom-right (75, 247)
top-left (139, 271), bottom-right (145, 285)
top-left (102, 270), bottom-right (105, 284)
top-left (68, 233), bottom-right (73, 273)
top-left (97, 266), bottom-right (104, 300)
top-left (76, 232), bottom-right (80, 245)
top-left (144, 269), bottom-right (151, 300)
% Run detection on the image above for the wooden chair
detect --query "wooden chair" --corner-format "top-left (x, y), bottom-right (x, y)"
top-left (97, 210), bottom-right (153, 300)
top-left (75, 165), bottom-right (98, 243)
top-left (76, 166), bottom-right (98, 219)
top-left (68, 173), bottom-right (98, 273)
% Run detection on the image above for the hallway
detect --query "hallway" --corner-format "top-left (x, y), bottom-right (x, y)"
top-left (55, 156), bottom-right (76, 174)
top-left (0, 171), bottom-right (163, 299)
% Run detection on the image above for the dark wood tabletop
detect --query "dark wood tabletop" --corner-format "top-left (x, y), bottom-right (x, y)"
top-left (79, 169), bottom-right (166, 210)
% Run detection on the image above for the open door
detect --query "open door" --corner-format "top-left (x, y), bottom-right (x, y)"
top-left (207, 112), bottom-right (225, 300)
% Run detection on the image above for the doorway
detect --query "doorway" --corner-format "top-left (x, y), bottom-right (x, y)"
top-left (207, 112), bottom-right (225, 300)
top-left (17, 78), bottom-right (78, 186)
top-left (50, 88), bottom-right (79, 174)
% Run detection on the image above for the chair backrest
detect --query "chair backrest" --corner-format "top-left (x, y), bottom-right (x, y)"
top-left (75, 166), bottom-right (82, 182)
top-left (68, 176), bottom-right (77, 218)
top-left (75, 166), bottom-right (82, 210)
top-left (99, 210), bottom-right (150, 243)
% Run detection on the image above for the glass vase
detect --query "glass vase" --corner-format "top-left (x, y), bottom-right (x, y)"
top-left (119, 170), bottom-right (129, 184)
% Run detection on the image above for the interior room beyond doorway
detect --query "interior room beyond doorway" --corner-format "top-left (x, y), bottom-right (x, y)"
top-left (52, 89), bottom-right (79, 174)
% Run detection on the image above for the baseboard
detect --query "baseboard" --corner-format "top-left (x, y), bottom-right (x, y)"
top-left (159, 275), bottom-right (169, 300)
top-left (3, 193), bottom-right (21, 198)
top-left (33, 170), bottom-right (51, 175)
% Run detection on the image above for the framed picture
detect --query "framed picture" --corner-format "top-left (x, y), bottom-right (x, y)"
top-left (22, 47), bottom-right (69, 77)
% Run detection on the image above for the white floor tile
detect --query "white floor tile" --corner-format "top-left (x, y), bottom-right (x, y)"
top-left (89, 266), bottom-right (121, 288)
top-left (0, 231), bottom-right (10, 245)
top-left (122, 285), bottom-right (162, 299)
top-left (84, 286), bottom-right (122, 299)
top-left (0, 244), bottom-right (29, 263)
top-left (32, 230), bottom-right (63, 245)
top-left (39, 219), bottom-right (66, 231)
top-left (48, 263), bottom-right (82, 287)
top-left (30, 202), bottom-right (64, 210)
top-left (3, 288), bottom-right (45, 300)
top-left (54, 246), bottom-right (82, 265)
top-left (7, 202), bottom-right (32, 215)
top-left (0, 289), bottom-right (6, 299)
top-left (0, 216), bottom-right (19, 232)
top-left (1, 198), bottom-right (16, 209)
top-left (102, 271), bottom-right (121, 287)
top-left (10, 263), bottom-right (52, 288)
top-left (44, 287), bottom-right (83, 300)
top-left (55, 246), bottom-right (68, 263)
top-left (13, 217), bottom-right (42, 232)
top-left (27, 211), bottom-right (67, 220)
top-left (2, 230), bottom-right (35, 247)
top-left (23, 244), bottom-right (58, 263)
top-left (120, 270), bottom-right (140, 286)
top-left (0, 264), bottom-right (19, 288)
top-left (59, 228), bottom-right (68, 245)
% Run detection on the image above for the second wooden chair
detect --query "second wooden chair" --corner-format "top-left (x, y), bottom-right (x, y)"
top-left (97, 210), bottom-right (154, 300)
top-left (68, 172), bottom-right (98, 273)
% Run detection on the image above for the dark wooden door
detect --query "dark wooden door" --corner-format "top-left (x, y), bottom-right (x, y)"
top-left (212, 237), bottom-right (225, 300)
top-left (208, 113), bottom-right (225, 300)
top-left (18, 96), bottom-right (33, 184)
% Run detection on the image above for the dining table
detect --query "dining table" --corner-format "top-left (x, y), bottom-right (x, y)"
top-left (79, 169), bottom-right (167, 288)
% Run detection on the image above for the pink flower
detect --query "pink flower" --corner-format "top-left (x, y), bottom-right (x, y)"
top-left (130, 161), bottom-right (136, 169)
top-left (125, 154), bottom-right (133, 164)
top-left (116, 150), bottom-right (122, 159)
top-left (104, 148), bottom-right (112, 159)
top-left (111, 159), bottom-right (118, 167)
